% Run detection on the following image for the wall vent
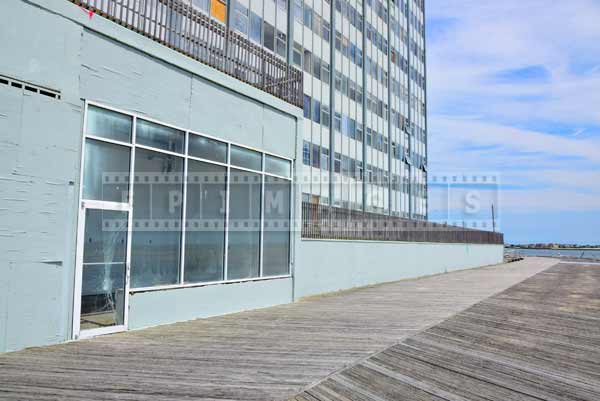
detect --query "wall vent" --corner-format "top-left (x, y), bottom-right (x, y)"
top-left (0, 75), bottom-right (61, 100)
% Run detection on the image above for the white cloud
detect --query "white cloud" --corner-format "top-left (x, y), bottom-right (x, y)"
top-left (427, 0), bottom-right (600, 126)
top-left (426, 0), bottom-right (600, 218)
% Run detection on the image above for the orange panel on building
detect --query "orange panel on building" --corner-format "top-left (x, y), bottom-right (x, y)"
top-left (211, 0), bottom-right (227, 23)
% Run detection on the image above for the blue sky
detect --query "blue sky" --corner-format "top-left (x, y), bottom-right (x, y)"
top-left (425, 0), bottom-right (600, 244)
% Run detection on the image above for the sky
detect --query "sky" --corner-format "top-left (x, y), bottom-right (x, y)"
top-left (425, 0), bottom-right (600, 244)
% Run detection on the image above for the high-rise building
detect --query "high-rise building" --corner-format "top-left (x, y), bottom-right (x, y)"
top-left (220, 0), bottom-right (428, 218)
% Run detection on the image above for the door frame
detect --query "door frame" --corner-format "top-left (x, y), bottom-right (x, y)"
top-left (72, 200), bottom-right (132, 339)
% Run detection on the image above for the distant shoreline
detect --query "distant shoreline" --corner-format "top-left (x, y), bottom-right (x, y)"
top-left (507, 247), bottom-right (600, 251)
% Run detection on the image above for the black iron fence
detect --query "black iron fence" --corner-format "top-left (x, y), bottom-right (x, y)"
top-left (302, 202), bottom-right (504, 245)
top-left (70, 0), bottom-right (303, 107)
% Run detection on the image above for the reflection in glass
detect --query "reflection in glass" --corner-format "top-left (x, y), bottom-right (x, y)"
top-left (80, 209), bottom-right (128, 331)
top-left (262, 176), bottom-right (291, 276)
top-left (86, 106), bottom-right (132, 143)
top-left (188, 134), bottom-right (227, 163)
top-left (136, 119), bottom-right (185, 154)
top-left (230, 145), bottom-right (262, 171)
top-left (130, 148), bottom-right (184, 288)
top-left (250, 12), bottom-right (262, 43)
top-left (192, 0), bottom-right (209, 13)
top-left (265, 154), bottom-right (291, 178)
top-left (184, 160), bottom-right (227, 283)
top-left (83, 139), bottom-right (130, 203)
top-left (263, 21), bottom-right (275, 51)
top-left (227, 169), bottom-right (262, 280)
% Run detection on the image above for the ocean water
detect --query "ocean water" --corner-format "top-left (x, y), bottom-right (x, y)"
top-left (507, 248), bottom-right (600, 260)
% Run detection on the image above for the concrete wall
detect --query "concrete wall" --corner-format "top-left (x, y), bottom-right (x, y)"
top-left (0, 0), bottom-right (301, 353)
top-left (294, 240), bottom-right (504, 299)
top-left (129, 278), bottom-right (293, 330)
top-left (0, 0), bottom-right (85, 353)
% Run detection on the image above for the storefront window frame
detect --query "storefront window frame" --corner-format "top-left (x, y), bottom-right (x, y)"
top-left (80, 101), bottom-right (294, 294)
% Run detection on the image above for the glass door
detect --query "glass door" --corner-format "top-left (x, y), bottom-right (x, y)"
top-left (74, 203), bottom-right (130, 338)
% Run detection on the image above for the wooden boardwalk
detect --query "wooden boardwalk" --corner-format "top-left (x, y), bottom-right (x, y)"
top-left (292, 260), bottom-right (600, 401)
top-left (0, 258), bottom-right (554, 401)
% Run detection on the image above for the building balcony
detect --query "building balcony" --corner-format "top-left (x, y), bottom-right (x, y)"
top-left (70, 0), bottom-right (303, 108)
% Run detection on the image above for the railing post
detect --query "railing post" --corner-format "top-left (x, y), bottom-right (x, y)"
top-left (261, 49), bottom-right (266, 94)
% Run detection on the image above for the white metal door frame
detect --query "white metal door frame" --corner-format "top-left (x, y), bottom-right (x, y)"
top-left (72, 200), bottom-right (132, 340)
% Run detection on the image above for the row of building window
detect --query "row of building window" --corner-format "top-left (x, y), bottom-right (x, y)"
top-left (189, 0), bottom-right (227, 24)
top-left (334, 30), bottom-right (363, 68)
top-left (390, 108), bottom-right (409, 132)
top-left (301, 193), bottom-right (426, 219)
top-left (303, 141), bottom-right (423, 193)
top-left (389, 16), bottom-right (407, 44)
top-left (231, 4), bottom-right (288, 58)
top-left (304, 97), bottom-right (425, 164)
top-left (294, 5), bottom-right (425, 99)
top-left (365, 0), bottom-right (388, 21)
top-left (409, 64), bottom-right (426, 90)
top-left (303, 93), bottom-right (365, 145)
top-left (333, 13), bottom-right (427, 92)
top-left (304, 96), bottom-right (424, 156)
top-left (295, 0), bottom-right (331, 42)
top-left (337, 0), bottom-right (427, 67)
top-left (294, 0), bottom-right (428, 213)
top-left (82, 104), bottom-right (293, 290)
top-left (335, 0), bottom-right (363, 31)
top-left (366, 92), bottom-right (387, 119)
top-left (390, 51), bottom-right (426, 91)
top-left (302, 129), bottom-right (426, 172)
top-left (390, 78), bottom-right (408, 102)
top-left (365, 21), bottom-right (389, 54)
top-left (299, 47), bottom-right (331, 84)
top-left (201, 0), bottom-right (425, 70)
top-left (365, 128), bottom-right (388, 152)
top-left (364, 56), bottom-right (388, 87)
top-left (409, 38), bottom-right (425, 64)
top-left (412, 0), bottom-right (425, 12)
top-left (334, 111), bottom-right (363, 141)
top-left (303, 95), bottom-right (331, 128)
top-left (408, 8), bottom-right (425, 35)
top-left (334, 70), bottom-right (364, 103)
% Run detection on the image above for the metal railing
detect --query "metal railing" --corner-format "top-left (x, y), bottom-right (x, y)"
top-left (302, 202), bottom-right (504, 245)
top-left (70, 0), bottom-right (303, 107)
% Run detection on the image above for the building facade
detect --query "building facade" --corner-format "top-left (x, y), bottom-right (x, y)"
top-left (0, 0), bottom-right (502, 353)
top-left (179, 0), bottom-right (427, 217)
top-left (296, 0), bottom-right (428, 218)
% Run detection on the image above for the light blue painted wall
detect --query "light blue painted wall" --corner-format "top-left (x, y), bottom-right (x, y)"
top-left (294, 240), bottom-right (504, 299)
top-left (0, 0), bottom-right (300, 353)
top-left (0, 0), bottom-right (86, 353)
top-left (128, 278), bottom-right (293, 330)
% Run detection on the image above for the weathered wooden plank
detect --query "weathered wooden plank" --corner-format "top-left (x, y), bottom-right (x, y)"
top-left (0, 258), bottom-right (555, 401)
top-left (292, 261), bottom-right (600, 401)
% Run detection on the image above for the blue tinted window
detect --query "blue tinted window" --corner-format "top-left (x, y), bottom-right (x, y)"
top-left (136, 119), bottom-right (184, 153)
top-left (303, 141), bottom-right (310, 165)
top-left (86, 106), bottom-right (132, 143)
top-left (188, 134), bottom-right (227, 163)
top-left (230, 145), bottom-right (262, 171)
top-left (250, 12), bottom-right (262, 43)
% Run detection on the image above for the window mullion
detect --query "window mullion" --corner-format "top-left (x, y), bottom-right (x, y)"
top-left (180, 131), bottom-right (190, 284)
top-left (223, 144), bottom-right (231, 280)
top-left (259, 154), bottom-right (266, 277)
